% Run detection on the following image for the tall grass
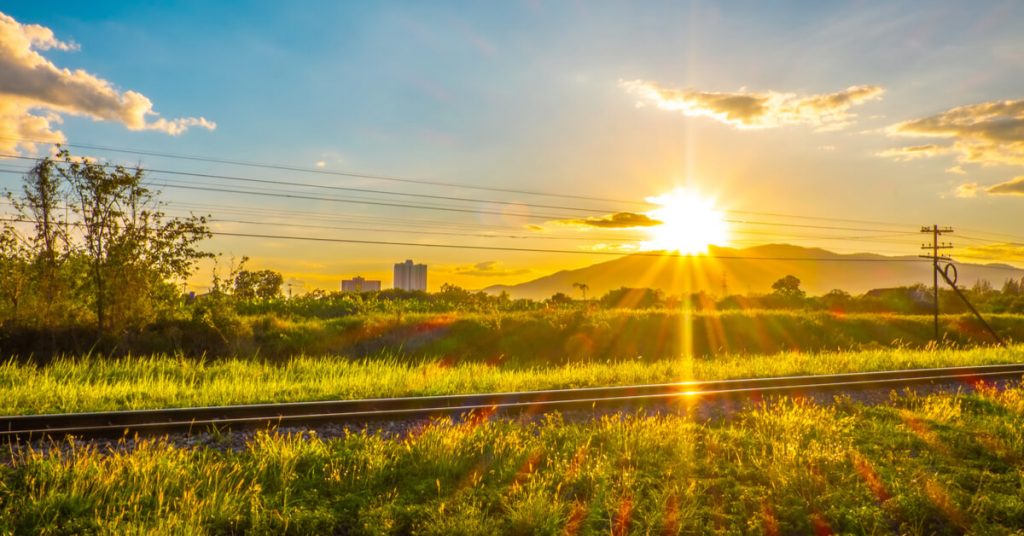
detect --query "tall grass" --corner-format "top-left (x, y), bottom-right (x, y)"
top-left (3, 385), bottom-right (1023, 534)
top-left (1, 345), bottom-right (1020, 415)
top-left (6, 309), bottom-right (1024, 361)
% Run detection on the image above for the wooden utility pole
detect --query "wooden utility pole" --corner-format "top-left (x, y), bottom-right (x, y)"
top-left (920, 225), bottom-right (954, 342)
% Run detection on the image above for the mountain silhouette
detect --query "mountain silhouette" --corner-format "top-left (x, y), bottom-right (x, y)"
top-left (483, 244), bottom-right (1023, 299)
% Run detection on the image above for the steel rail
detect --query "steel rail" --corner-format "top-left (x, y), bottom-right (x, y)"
top-left (2, 363), bottom-right (1022, 442)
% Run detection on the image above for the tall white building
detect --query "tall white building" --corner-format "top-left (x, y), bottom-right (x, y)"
top-left (393, 259), bottom-right (427, 291)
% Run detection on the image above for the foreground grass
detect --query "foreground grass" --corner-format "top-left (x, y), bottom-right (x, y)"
top-left (1, 345), bottom-right (1021, 415)
top-left (2, 384), bottom-right (1023, 534)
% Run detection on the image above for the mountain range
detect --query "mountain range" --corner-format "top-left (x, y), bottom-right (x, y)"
top-left (483, 244), bottom-right (1024, 300)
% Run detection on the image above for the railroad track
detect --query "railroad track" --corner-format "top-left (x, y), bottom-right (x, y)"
top-left (3, 363), bottom-right (1023, 442)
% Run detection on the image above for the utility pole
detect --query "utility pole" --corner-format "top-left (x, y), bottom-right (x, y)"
top-left (920, 225), bottom-right (954, 342)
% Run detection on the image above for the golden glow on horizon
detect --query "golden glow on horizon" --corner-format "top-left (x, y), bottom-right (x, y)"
top-left (640, 188), bottom-right (728, 254)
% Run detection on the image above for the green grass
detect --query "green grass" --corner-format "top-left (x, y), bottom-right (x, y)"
top-left (10, 309), bottom-right (1024, 362)
top-left (3, 384), bottom-right (1024, 534)
top-left (2, 344), bottom-right (1021, 415)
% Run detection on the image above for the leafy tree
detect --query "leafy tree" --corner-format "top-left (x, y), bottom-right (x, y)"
top-left (234, 269), bottom-right (284, 300)
top-left (771, 275), bottom-right (805, 299)
top-left (3, 158), bottom-right (79, 326)
top-left (572, 282), bottom-right (590, 300)
top-left (820, 289), bottom-right (852, 312)
top-left (52, 150), bottom-right (212, 333)
top-left (0, 225), bottom-right (29, 321)
top-left (599, 287), bottom-right (663, 309)
top-left (1003, 278), bottom-right (1022, 296)
top-left (547, 292), bottom-right (574, 307)
top-left (438, 283), bottom-right (473, 301)
top-left (971, 279), bottom-right (994, 296)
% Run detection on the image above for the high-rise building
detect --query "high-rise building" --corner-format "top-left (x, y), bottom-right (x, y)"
top-left (393, 259), bottom-right (427, 291)
top-left (341, 276), bottom-right (381, 293)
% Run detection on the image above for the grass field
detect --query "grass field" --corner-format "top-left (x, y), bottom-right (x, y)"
top-left (2, 344), bottom-right (1021, 415)
top-left (2, 383), bottom-right (1023, 534)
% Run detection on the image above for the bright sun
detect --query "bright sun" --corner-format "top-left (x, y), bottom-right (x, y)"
top-left (640, 188), bottom-right (728, 254)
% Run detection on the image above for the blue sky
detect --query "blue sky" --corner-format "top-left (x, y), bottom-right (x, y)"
top-left (1, 1), bottom-right (1023, 290)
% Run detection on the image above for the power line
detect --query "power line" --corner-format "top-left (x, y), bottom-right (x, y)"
top-left (1, 157), bottom-right (1021, 263)
top-left (0, 204), bottom-right (927, 249)
top-left (0, 167), bottom-right (928, 233)
top-left (0, 137), bottom-right (654, 206)
top-left (0, 215), bottom-right (935, 262)
top-left (2, 196), bottom-right (922, 246)
top-left (0, 139), bottom-right (996, 230)
top-left (957, 233), bottom-right (1024, 247)
top-left (0, 153), bottom-right (622, 215)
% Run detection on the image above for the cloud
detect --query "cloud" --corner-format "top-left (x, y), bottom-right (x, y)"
top-left (954, 182), bottom-right (978, 198)
top-left (621, 80), bottom-right (884, 130)
top-left (986, 176), bottom-right (1024, 195)
top-left (556, 212), bottom-right (662, 229)
top-left (0, 11), bottom-right (215, 155)
top-left (961, 243), bottom-right (1024, 261)
top-left (884, 99), bottom-right (1024, 166)
top-left (876, 143), bottom-right (951, 160)
top-left (451, 261), bottom-right (531, 278)
top-left (946, 165), bottom-right (966, 175)
top-left (589, 243), bottom-right (640, 253)
top-left (315, 160), bottom-right (326, 168)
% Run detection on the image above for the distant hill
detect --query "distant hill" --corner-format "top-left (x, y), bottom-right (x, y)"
top-left (483, 244), bottom-right (1024, 300)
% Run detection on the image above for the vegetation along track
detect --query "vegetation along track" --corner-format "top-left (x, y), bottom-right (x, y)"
top-left (3, 363), bottom-right (1024, 443)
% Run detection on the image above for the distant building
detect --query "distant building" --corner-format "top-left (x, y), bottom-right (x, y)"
top-left (341, 276), bottom-right (381, 293)
top-left (393, 259), bottom-right (427, 291)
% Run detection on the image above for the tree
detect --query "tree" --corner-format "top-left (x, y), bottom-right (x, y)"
top-left (572, 282), bottom-right (590, 301)
top-left (234, 269), bottom-right (284, 299)
top-left (820, 289), bottom-right (851, 312)
top-left (4, 158), bottom-right (76, 326)
top-left (53, 150), bottom-right (212, 333)
top-left (547, 292), bottom-right (574, 307)
top-left (971, 279), bottom-right (994, 296)
top-left (771, 275), bottom-right (805, 299)
top-left (0, 224), bottom-right (29, 322)
top-left (598, 287), bottom-right (663, 309)
top-left (1003, 278), bottom-right (1022, 297)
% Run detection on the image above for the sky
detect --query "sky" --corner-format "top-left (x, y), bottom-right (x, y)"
top-left (1, 1), bottom-right (1023, 292)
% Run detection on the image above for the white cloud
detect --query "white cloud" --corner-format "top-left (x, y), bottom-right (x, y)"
top-left (875, 143), bottom-right (952, 161)
top-left (954, 182), bottom-right (978, 198)
top-left (621, 80), bottom-right (884, 130)
top-left (0, 11), bottom-right (215, 155)
top-left (884, 98), bottom-right (1024, 166)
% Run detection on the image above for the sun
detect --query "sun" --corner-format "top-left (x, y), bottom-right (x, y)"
top-left (640, 188), bottom-right (728, 254)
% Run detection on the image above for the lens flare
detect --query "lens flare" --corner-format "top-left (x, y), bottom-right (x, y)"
top-left (640, 188), bottom-right (728, 254)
